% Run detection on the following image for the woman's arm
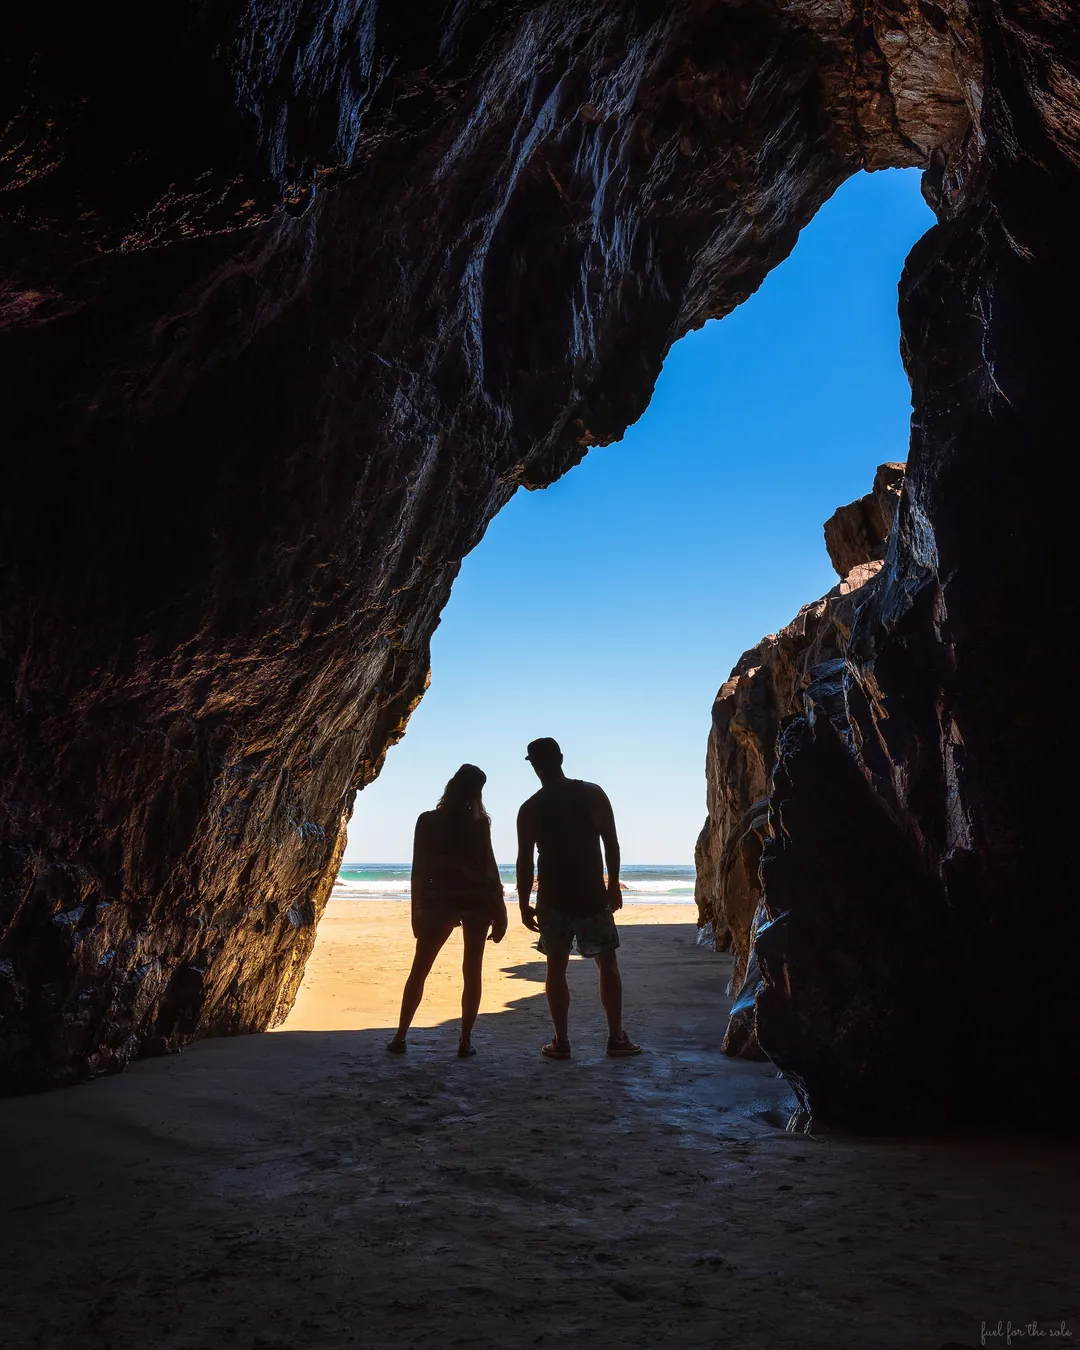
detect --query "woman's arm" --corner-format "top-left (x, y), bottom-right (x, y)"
top-left (482, 820), bottom-right (508, 942)
top-left (410, 815), bottom-right (428, 939)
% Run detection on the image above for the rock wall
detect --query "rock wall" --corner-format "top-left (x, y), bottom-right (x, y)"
top-left (695, 465), bottom-right (902, 1056)
top-left (1, 2), bottom-right (1076, 1121)
top-left (752, 3), bottom-right (1080, 1129)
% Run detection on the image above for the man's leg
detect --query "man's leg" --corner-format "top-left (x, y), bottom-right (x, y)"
top-left (595, 948), bottom-right (623, 1041)
top-left (596, 947), bottom-right (641, 1054)
top-left (545, 951), bottom-right (572, 1053)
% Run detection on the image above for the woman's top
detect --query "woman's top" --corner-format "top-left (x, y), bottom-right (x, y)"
top-left (411, 809), bottom-right (503, 914)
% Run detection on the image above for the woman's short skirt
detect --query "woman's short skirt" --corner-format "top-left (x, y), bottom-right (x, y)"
top-left (416, 894), bottom-right (499, 931)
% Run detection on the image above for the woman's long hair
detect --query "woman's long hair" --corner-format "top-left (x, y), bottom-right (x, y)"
top-left (437, 763), bottom-right (490, 822)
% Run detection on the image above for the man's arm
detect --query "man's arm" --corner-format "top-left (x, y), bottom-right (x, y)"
top-left (592, 787), bottom-right (622, 911)
top-left (516, 803), bottom-right (539, 932)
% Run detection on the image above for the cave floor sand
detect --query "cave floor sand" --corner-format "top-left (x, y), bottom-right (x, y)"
top-left (2, 903), bottom-right (1077, 1350)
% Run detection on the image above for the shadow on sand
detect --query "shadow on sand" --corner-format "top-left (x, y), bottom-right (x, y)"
top-left (1, 922), bottom-right (1077, 1348)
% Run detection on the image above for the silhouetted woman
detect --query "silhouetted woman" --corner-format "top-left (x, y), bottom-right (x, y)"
top-left (387, 764), bottom-right (508, 1057)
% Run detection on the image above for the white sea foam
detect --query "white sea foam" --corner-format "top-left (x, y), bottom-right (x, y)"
top-left (331, 882), bottom-right (694, 903)
top-left (333, 878), bottom-right (411, 894)
top-left (331, 865), bottom-right (696, 903)
top-left (618, 880), bottom-right (695, 895)
top-left (333, 879), bottom-right (410, 899)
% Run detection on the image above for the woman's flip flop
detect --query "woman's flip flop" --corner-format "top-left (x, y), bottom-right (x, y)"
top-left (457, 1043), bottom-right (477, 1057)
top-left (386, 1037), bottom-right (407, 1054)
top-left (541, 1041), bottom-right (571, 1060)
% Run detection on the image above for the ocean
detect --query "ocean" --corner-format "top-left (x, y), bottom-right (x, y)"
top-left (333, 863), bottom-right (696, 904)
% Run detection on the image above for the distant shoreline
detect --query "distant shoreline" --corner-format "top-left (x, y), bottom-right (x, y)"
top-left (328, 896), bottom-right (695, 904)
top-left (339, 863), bottom-right (696, 870)
top-left (334, 861), bottom-right (697, 903)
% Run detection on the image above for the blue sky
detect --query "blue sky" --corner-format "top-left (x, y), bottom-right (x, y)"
top-left (346, 168), bottom-right (935, 863)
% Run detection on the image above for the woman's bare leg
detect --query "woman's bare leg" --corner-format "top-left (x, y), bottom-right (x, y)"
top-left (389, 924), bottom-right (454, 1049)
top-left (459, 921), bottom-right (490, 1050)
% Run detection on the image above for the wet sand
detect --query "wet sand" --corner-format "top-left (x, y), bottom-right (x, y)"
top-left (1, 902), bottom-right (1077, 1349)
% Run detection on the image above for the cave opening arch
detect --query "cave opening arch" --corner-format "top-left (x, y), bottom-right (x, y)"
top-left (344, 168), bottom-right (933, 877)
top-left (321, 166), bottom-right (935, 1118)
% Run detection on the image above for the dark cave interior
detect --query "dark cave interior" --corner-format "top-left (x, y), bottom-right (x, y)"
top-left (2, 1), bottom-right (1078, 1134)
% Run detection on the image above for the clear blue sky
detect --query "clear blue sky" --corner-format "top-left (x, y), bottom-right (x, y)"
top-left (346, 168), bottom-right (934, 864)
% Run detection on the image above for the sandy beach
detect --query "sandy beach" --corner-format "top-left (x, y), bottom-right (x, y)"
top-left (281, 900), bottom-right (707, 1044)
top-left (2, 902), bottom-right (1077, 1349)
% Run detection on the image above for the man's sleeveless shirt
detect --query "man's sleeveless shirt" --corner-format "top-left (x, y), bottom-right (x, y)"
top-left (533, 779), bottom-right (609, 917)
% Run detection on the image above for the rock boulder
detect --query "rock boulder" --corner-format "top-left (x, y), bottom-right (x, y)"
top-left (823, 462), bottom-right (905, 579)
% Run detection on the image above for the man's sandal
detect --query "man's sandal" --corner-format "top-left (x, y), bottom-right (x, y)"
top-left (606, 1034), bottom-right (642, 1057)
top-left (386, 1037), bottom-right (407, 1054)
top-left (541, 1041), bottom-right (572, 1060)
top-left (457, 1043), bottom-right (477, 1058)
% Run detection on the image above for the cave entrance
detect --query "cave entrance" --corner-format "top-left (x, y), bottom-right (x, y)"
top-left (289, 168), bottom-right (933, 1041)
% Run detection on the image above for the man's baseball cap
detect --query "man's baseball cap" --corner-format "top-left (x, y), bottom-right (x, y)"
top-left (525, 737), bottom-right (562, 763)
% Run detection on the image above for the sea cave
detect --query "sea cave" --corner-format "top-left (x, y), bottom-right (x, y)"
top-left (1, 3), bottom-right (1078, 1345)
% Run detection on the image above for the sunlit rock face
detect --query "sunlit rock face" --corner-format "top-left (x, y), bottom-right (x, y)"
top-left (752, 4), bottom-right (1080, 1129)
top-left (823, 462), bottom-right (904, 580)
top-left (1, 1), bottom-right (1073, 1115)
top-left (695, 468), bottom-right (899, 1060)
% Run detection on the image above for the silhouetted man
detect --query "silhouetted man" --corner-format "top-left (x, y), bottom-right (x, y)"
top-left (517, 738), bottom-right (641, 1060)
